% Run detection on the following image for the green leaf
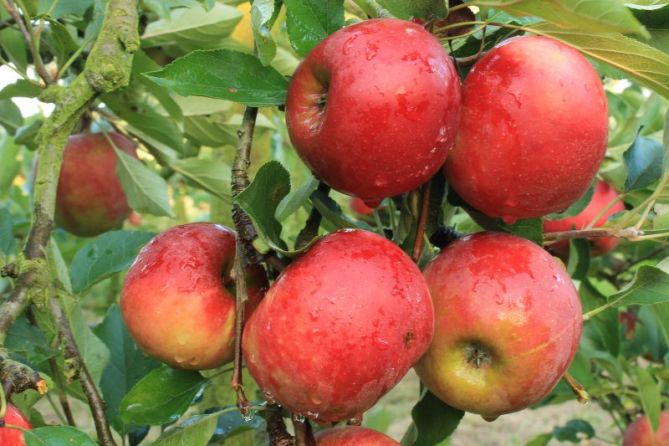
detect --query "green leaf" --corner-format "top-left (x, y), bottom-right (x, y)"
top-left (142, 3), bottom-right (242, 49)
top-left (0, 100), bottom-right (22, 134)
top-left (170, 157), bottom-right (232, 203)
top-left (632, 4), bottom-right (669, 53)
top-left (210, 410), bottom-right (265, 442)
top-left (120, 365), bottom-right (206, 426)
top-left (547, 182), bottom-right (595, 219)
top-left (526, 433), bottom-right (552, 446)
top-left (502, 0), bottom-right (647, 36)
top-left (375, 0), bottom-right (413, 19)
top-left (94, 305), bottom-right (161, 433)
top-left (36, 0), bottom-right (94, 19)
top-left (6, 316), bottom-right (54, 365)
top-left (567, 239), bottom-right (590, 281)
top-left (0, 133), bottom-right (21, 195)
top-left (47, 238), bottom-right (72, 294)
top-left (70, 230), bottom-right (156, 294)
top-left (311, 190), bottom-right (373, 231)
top-left (251, 0), bottom-right (282, 65)
top-left (133, 51), bottom-right (184, 123)
top-left (532, 24), bottom-right (669, 99)
top-left (153, 412), bottom-right (219, 446)
top-left (24, 426), bottom-right (96, 446)
top-left (144, 50), bottom-right (289, 107)
top-left (15, 120), bottom-right (42, 150)
top-left (623, 132), bottom-right (664, 191)
top-left (580, 280), bottom-right (619, 356)
top-left (553, 419), bottom-right (595, 442)
top-left (235, 160), bottom-right (291, 250)
top-left (609, 265), bottom-right (669, 307)
top-left (0, 207), bottom-right (15, 255)
top-left (284, 0), bottom-right (344, 56)
top-left (635, 367), bottom-right (662, 431)
top-left (276, 174), bottom-right (318, 220)
top-left (408, 389), bottom-right (463, 446)
top-left (113, 147), bottom-right (174, 218)
top-left (0, 80), bottom-right (42, 100)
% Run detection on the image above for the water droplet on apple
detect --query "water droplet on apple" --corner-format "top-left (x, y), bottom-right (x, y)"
top-left (242, 412), bottom-right (254, 422)
top-left (306, 411), bottom-right (319, 420)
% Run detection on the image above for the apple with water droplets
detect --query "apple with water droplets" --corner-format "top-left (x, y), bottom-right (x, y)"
top-left (286, 18), bottom-right (461, 207)
top-left (415, 232), bottom-right (582, 420)
top-left (445, 36), bottom-right (608, 223)
top-left (121, 223), bottom-right (267, 370)
top-left (544, 179), bottom-right (625, 257)
top-left (0, 404), bottom-right (32, 446)
top-left (623, 412), bottom-right (669, 446)
top-left (55, 132), bottom-right (137, 237)
top-left (243, 229), bottom-right (434, 422)
top-left (315, 426), bottom-right (399, 445)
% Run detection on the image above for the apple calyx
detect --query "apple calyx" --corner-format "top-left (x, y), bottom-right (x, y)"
top-left (464, 342), bottom-right (493, 369)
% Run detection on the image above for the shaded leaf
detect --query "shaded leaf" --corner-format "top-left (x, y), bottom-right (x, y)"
top-left (170, 158), bottom-right (231, 203)
top-left (251, 0), bottom-right (282, 65)
top-left (0, 100), bottom-right (22, 134)
top-left (276, 174), bottom-right (318, 220)
top-left (553, 419), bottom-right (595, 442)
top-left (24, 426), bottom-right (96, 446)
top-left (609, 265), bottom-right (669, 307)
top-left (154, 412), bottom-right (219, 446)
top-left (404, 389), bottom-right (463, 446)
top-left (635, 367), bottom-right (662, 431)
top-left (623, 132), bottom-right (664, 191)
top-left (0, 207), bottom-right (15, 255)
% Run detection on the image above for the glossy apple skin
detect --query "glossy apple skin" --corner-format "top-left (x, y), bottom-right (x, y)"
top-left (0, 404), bottom-right (32, 446)
top-left (243, 229), bottom-right (434, 422)
top-left (121, 223), bottom-right (267, 370)
top-left (415, 232), bottom-right (582, 419)
top-left (623, 412), bottom-right (669, 446)
top-left (315, 426), bottom-right (399, 445)
top-left (544, 180), bottom-right (625, 256)
top-left (55, 132), bottom-right (137, 237)
top-left (445, 36), bottom-right (608, 223)
top-left (286, 19), bottom-right (461, 206)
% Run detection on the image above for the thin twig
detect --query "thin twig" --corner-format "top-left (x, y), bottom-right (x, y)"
top-left (1, 0), bottom-right (53, 85)
top-left (544, 227), bottom-right (644, 244)
top-left (293, 416), bottom-right (316, 446)
top-left (230, 106), bottom-right (262, 413)
top-left (49, 296), bottom-right (116, 445)
top-left (266, 404), bottom-right (293, 446)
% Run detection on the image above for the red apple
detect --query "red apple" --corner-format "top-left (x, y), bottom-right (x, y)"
top-left (0, 404), bottom-right (31, 446)
top-left (544, 179), bottom-right (625, 256)
top-left (121, 223), bottom-right (267, 370)
top-left (350, 197), bottom-right (375, 216)
top-left (243, 229), bottom-right (434, 422)
top-left (415, 232), bottom-right (582, 420)
top-left (445, 36), bottom-right (608, 223)
top-left (55, 132), bottom-right (137, 237)
top-left (623, 412), bottom-right (669, 446)
top-left (286, 18), bottom-right (461, 207)
top-left (315, 426), bottom-right (399, 445)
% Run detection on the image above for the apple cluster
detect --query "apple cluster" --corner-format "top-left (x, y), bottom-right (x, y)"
top-left (114, 17), bottom-right (625, 444)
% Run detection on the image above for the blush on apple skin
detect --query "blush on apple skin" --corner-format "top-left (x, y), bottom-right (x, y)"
top-left (623, 412), bottom-right (669, 446)
top-left (544, 179), bottom-right (626, 257)
top-left (445, 35), bottom-right (608, 223)
top-left (286, 18), bottom-right (461, 207)
top-left (243, 229), bottom-right (434, 423)
top-left (121, 223), bottom-right (267, 370)
top-left (0, 404), bottom-right (32, 446)
top-left (55, 132), bottom-right (137, 237)
top-left (416, 231), bottom-right (582, 420)
top-left (315, 426), bottom-right (399, 445)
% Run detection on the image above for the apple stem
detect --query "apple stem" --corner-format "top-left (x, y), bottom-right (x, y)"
top-left (563, 372), bottom-right (590, 404)
top-left (412, 181), bottom-right (432, 262)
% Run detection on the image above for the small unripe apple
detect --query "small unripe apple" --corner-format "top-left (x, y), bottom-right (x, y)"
top-left (55, 132), bottom-right (137, 237)
top-left (415, 232), bottom-right (582, 420)
top-left (286, 18), bottom-right (461, 206)
top-left (445, 36), bottom-right (607, 223)
top-left (315, 426), bottom-right (399, 445)
top-left (623, 412), bottom-right (669, 446)
top-left (544, 179), bottom-right (625, 257)
top-left (0, 404), bottom-right (32, 446)
top-left (243, 229), bottom-right (434, 422)
top-left (121, 223), bottom-right (267, 370)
